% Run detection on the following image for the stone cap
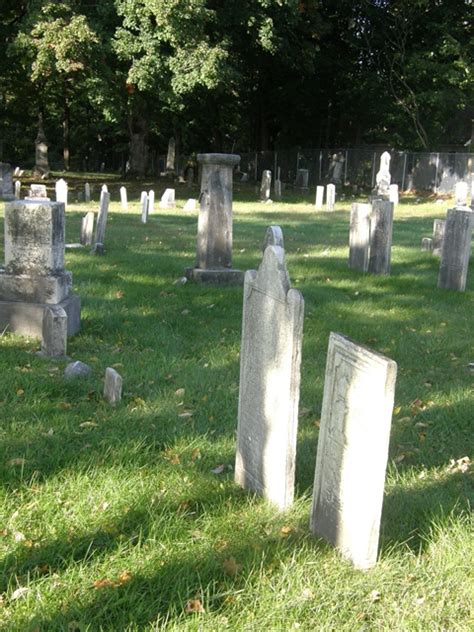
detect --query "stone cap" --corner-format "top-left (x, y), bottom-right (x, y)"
top-left (197, 153), bottom-right (240, 166)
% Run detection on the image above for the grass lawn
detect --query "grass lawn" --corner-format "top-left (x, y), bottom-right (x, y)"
top-left (0, 178), bottom-right (472, 631)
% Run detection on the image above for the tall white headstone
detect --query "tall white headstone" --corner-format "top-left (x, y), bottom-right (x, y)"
top-left (326, 184), bottom-right (335, 211)
top-left (148, 190), bottom-right (155, 214)
top-left (315, 186), bottom-right (324, 210)
top-left (55, 178), bottom-right (68, 210)
top-left (120, 186), bottom-right (128, 210)
top-left (140, 191), bottom-right (148, 223)
top-left (454, 181), bottom-right (468, 207)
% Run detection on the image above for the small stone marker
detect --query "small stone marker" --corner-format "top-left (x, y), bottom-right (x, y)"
top-left (84, 182), bottom-right (91, 203)
top-left (92, 191), bottom-right (110, 255)
top-left (14, 181), bottom-right (21, 200)
top-left (262, 225), bottom-right (284, 253)
top-left (104, 367), bottom-right (123, 405)
top-left (296, 168), bottom-right (309, 189)
top-left (235, 245), bottom-right (304, 509)
top-left (120, 186), bottom-right (128, 210)
top-left (140, 191), bottom-right (148, 223)
top-left (315, 186), bottom-right (324, 210)
top-left (64, 360), bottom-right (91, 380)
top-left (148, 189), bottom-right (155, 214)
top-left (389, 184), bottom-right (399, 206)
top-left (55, 178), bottom-right (68, 210)
top-left (432, 219), bottom-right (446, 256)
top-left (437, 208), bottom-right (473, 291)
top-left (454, 181), bottom-right (468, 207)
top-left (80, 212), bottom-right (95, 246)
top-left (368, 200), bottom-right (394, 275)
top-left (186, 167), bottom-right (194, 188)
top-left (326, 184), bottom-right (335, 211)
top-left (349, 203), bottom-right (371, 272)
top-left (183, 198), bottom-right (197, 211)
top-left (159, 188), bottom-right (176, 209)
top-left (260, 170), bottom-right (272, 201)
top-left (310, 332), bottom-right (397, 569)
top-left (41, 305), bottom-right (67, 357)
top-left (26, 184), bottom-right (49, 200)
top-left (421, 237), bottom-right (433, 251)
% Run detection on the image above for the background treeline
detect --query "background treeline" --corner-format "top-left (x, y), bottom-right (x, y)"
top-left (0, 0), bottom-right (472, 174)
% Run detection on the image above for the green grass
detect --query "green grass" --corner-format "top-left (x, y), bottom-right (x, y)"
top-left (0, 182), bottom-right (472, 631)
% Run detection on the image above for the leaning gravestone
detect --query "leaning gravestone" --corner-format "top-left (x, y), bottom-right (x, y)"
top-left (368, 200), bottom-right (394, 275)
top-left (326, 184), bottom-right (335, 211)
top-left (262, 225), bottom-right (284, 253)
top-left (80, 212), bottom-right (94, 246)
top-left (310, 332), bottom-right (397, 569)
top-left (0, 200), bottom-right (81, 338)
top-left (55, 178), bottom-right (68, 210)
top-left (148, 189), bottom-right (155, 214)
top-left (159, 188), bottom-right (175, 209)
top-left (235, 245), bottom-right (304, 509)
top-left (0, 163), bottom-right (14, 200)
top-left (140, 191), bottom-right (148, 223)
top-left (315, 186), bottom-right (324, 210)
top-left (185, 153), bottom-right (243, 284)
top-left (349, 203), bottom-right (371, 272)
top-left (432, 219), bottom-right (446, 257)
top-left (437, 208), bottom-right (473, 291)
top-left (104, 367), bottom-right (122, 405)
top-left (91, 192), bottom-right (110, 255)
top-left (260, 170), bottom-right (272, 201)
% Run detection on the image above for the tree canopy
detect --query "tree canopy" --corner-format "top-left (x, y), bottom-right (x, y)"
top-left (1, 0), bottom-right (472, 172)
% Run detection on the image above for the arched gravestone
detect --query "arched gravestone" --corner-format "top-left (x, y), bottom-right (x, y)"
top-left (262, 225), bottom-right (284, 253)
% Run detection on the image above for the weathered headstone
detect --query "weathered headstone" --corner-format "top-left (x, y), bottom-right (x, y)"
top-left (374, 151), bottom-right (391, 199)
top-left (140, 191), bottom-right (148, 223)
top-left (260, 170), bottom-right (272, 201)
top-left (368, 200), bottom-right (394, 275)
top-left (166, 137), bottom-right (176, 173)
top-left (454, 181), bottom-right (468, 207)
top-left (274, 178), bottom-right (282, 201)
top-left (120, 186), bottom-right (128, 210)
top-left (315, 186), bottom-right (324, 210)
top-left (186, 167), bottom-right (194, 188)
top-left (349, 203), bottom-right (371, 272)
top-left (64, 360), bottom-right (91, 380)
top-left (326, 184), bottom-right (335, 211)
top-left (183, 198), bottom-right (197, 211)
top-left (148, 189), bottom-right (155, 214)
top-left (262, 225), bottom-right (284, 253)
top-left (185, 153), bottom-right (243, 284)
top-left (159, 188), bottom-right (176, 209)
top-left (0, 200), bottom-right (81, 338)
top-left (14, 180), bottom-right (21, 200)
top-left (389, 184), bottom-right (399, 206)
top-left (84, 182), bottom-right (91, 203)
top-left (80, 212), bottom-right (94, 246)
top-left (421, 237), bottom-right (433, 251)
top-left (235, 245), bottom-right (304, 509)
top-left (26, 184), bottom-right (49, 200)
top-left (296, 168), bottom-right (309, 189)
top-left (92, 192), bottom-right (110, 255)
top-left (41, 305), bottom-right (67, 357)
top-left (0, 163), bottom-right (14, 200)
top-left (432, 219), bottom-right (446, 257)
top-left (55, 178), bottom-right (68, 210)
top-left (101, 184), bottom-right (108, 198)
top-left (437, 208), bottom-right (473, 291)
top-left (104, 367), bottom-right (123, 405)
top-left (310, 332), bottom-right (397, 569)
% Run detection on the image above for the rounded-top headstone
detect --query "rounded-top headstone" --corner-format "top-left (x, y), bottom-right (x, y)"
top-left (197, 153), bottom-right (240, 167)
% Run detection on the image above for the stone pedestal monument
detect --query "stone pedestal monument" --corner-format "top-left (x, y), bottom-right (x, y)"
top-left (0, 200), bottom-right (81, 337)
top-left (185, 153), bottom-right (243, 284)
top-left (372, 151), bottom-right (391, 200)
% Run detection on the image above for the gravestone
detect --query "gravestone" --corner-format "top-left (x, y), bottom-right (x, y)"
top-left (41, 305), bottom-right (67, 357)
top-left (34, 122), bottom-right (49, 176)
top-left (368, 200), bottom-right (394, 275)
top-left (235, 245), bottom-right (304, 509)
top-left (183, 198), bottom-right (197, 211)
top-left (14, 180), bottom-right (21, 200)
top-left (104, 367), bottom-right (122, 405)
top-left (432, 219), bottom-right (446, 257)
top-left (91, 191), bottom-right (110, 255)
top-left (26, 184), bottom-right (49, 200)
top-left (101, 184), bottom-right (108, 197)
top-left (80, 212), bottom-right (94, 246)
top-left (296, 169), bottom-right (309, 189)
top-left (262, 225), bottom-right (284, 253)
top-left (148, 190), bottom-right (155, 214)
top-left (437, 208), bottom-right (473, 291)
top-left (389, 184), bottom-right (399, 206)
top-left (55, 178), bottom-right (68, 210)
top-left (0, 200), bottom-right (81, 338)
top-left (159, 188), bottom-right (176, 209)
top-left (185, 153), bottom-right (243, 284)
top-left (315, 186), bottom-right (324, 210)
top-left (454, 181), bottom-right (468, 207)
top-left (260, 170), bottom-right (272, 201)
top-left (373, 151), bottom-right (391, 199)
top-left (326, 184), bottom-right (335, 211)
top-left (421, 237), bottom-right (433, 251)
top-left (120, 186), bottom-right (128, 210)
top-left (274, 178), bottom-right (282, 201)
top-left (84, 182), bottom-right (91, 203)
top-left (166, 137), bottom-right (176, 173)
top-left (0, 163), bottom-right (14, 200)
top-left (186, 167), bottom-right (194, 188)
top-left (349, 203), bottom-right (371, 272)
top-left (310, 332), bottom-right (397, 569)
top-left (140, 191), bottom-right (148, 223)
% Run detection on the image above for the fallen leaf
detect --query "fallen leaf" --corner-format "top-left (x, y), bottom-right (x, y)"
top-left (369, 590), bottom-right (381, 602)
top-left (191, 448), bottom-right (201, 462)
top-left (178, 412), bottom-right (193, 419)
top-left (185, 599), bottom-right (205, 614)
top-left (181, 309), bottom-right (190, 316)
top-left (115, 291), bottom-right (124, 299)
top-left (58, 402), bottom-right (72, 410)
top-left (13, 531), bottom-right (26, 542)
top-left (446, 456), bottom-right (470, 474)
top-left (16, 388), bottom-right (25, 397)
top-left (222, 557), bottom-right (241, 576)
top-left (299, 407), bottom-right (311, 418)
top-left (175, 388), bottom-right (185, 397)
top-left (8, 458), bottom-right (26, 466)
top-left (79, 421), bottom-right (97, 428)
top-left (394, 454), bottom-right (405, 464)
top-left (211, 464), bottom-right (225, 474)
top-left (118, 570), bottom-right (132, 585)
top-left (93, 578), bottom-right (115, 589)
top-left (11, 586), bottom-right (29, 600)
top-left (280, 525), bottom-right (292, 536)
top-left (99, 501), bottom-right (110, 511)
top-left (393, 406), bottom-right (401, 416)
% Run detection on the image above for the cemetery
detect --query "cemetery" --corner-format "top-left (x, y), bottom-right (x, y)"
top-left (0, 2), bottom-right (472, 630)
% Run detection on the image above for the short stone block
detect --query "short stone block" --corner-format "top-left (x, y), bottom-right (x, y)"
top-left (0, 294), bottom-right (80, 338)
top-left (0, 270), bottom-right (72, 304)
top-left (104, 367), bottom-right (123, 405)
top-left (41, 306), bottom-right (67, 357)
top-left (184, 267), bottom-right (244, 286)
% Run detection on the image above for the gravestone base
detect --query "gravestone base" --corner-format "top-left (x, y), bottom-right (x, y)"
top-left (185, 267), bottom-right (244, 285)
top-left (0, 270), bottom-right (72, 304)
top-left (0, 294), bottom-right (80, 338)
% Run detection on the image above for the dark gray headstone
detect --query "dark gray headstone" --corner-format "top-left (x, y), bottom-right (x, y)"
top-left (368, 200), bottom-right (394, 275)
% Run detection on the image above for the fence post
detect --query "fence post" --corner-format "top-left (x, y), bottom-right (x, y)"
top-left (434, 152), bottom-right (440, 193)
top-left (344, 149), bottom-right (349, 185)
top-left (254, 151), bottom-right (258, 182)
